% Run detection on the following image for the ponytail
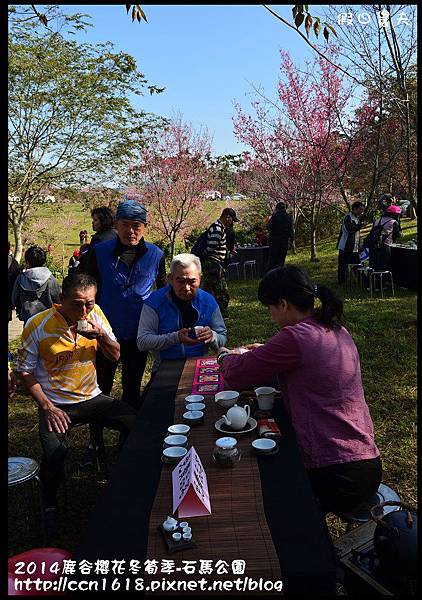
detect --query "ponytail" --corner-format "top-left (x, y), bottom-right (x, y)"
top-left (314, 285), bottom-right (344, 328)
top-left (258, 266), bottom-right (344, 329)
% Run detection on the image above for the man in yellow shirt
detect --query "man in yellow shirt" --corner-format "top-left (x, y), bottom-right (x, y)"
top-left (16, 272), bottom-right (137, 534)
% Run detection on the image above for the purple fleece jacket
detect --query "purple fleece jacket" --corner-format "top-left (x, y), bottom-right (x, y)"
top-left (220, 316), bottom-right (379, 469)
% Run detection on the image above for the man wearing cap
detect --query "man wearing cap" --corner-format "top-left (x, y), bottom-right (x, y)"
top-left (266, 202), bottom-right (295, 271)
top-left (80, 199), bottom-right (167, 410)
top-left (201, 207), bottom-right (239, 319)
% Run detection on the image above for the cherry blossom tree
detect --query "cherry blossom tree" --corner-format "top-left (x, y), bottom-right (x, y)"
top-left (233, 48), bottom-right (372, 261)
top-left (128, 116), bottom-right (215, 259)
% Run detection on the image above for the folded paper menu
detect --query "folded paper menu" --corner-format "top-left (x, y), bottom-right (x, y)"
top-left (172, 446), bottom-right (211, 518)
top-left (192, 358), bottom-right (224, 395)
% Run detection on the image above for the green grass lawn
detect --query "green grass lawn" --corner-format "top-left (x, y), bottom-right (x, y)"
top-left (8, 217), bottom-right (417, 560)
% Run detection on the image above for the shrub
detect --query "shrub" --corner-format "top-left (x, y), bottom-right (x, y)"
top-left (44, 253), bottom-right (64, 281)
top-left (294, 206), bottom-right (344, 247)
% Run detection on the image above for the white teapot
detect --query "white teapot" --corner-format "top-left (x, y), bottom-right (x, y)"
top-left (162, 516), bottom-right (178, 532)
top-left (222, 404), bottom-right (250, 430)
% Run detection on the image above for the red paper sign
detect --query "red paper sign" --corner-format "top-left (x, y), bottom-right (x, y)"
top-left (172, 447), bottom-right (211, 518)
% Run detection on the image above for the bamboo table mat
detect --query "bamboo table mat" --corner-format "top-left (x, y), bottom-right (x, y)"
top-left (146, 358), bottom-right (282, 593)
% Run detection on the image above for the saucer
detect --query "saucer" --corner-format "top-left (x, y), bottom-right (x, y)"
top-left (214, 417), bottom-right (257, 435)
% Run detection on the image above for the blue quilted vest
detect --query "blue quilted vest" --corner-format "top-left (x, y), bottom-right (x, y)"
top-left (144, 285), bottom-right (218, 360)
top-left (95, 239), bottom-right (163, 340)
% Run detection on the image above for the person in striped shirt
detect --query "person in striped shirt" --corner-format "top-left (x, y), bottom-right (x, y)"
top-left (201, 207), bottom-right (239, 319)
top-left (15, 272), bottom-right (137, 526)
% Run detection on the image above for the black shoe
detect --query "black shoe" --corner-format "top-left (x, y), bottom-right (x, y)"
top-left (44, 507), bottom-right (58, 539)
top-left (79, 445), bottom-right (97, 469)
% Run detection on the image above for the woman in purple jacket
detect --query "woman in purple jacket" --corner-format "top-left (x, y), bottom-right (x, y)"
top-left (217, 265), bottom-right (381, 517)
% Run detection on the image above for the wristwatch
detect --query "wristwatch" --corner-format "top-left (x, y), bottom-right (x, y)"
top-left (217, 350), bottom-right (230, 366)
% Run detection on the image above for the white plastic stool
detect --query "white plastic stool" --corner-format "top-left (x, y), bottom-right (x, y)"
top-left (243, 260), bottom-right (257, 279)
top-left (356, 266), bottom-right (373, 290)
top-left (346, 263), bottom-right (362, 291)
top-left (369, 270), bottom-right (395, 298)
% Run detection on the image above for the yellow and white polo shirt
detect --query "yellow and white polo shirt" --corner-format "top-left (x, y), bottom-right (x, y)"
top-left (16, 305), bottom-right (116, 406)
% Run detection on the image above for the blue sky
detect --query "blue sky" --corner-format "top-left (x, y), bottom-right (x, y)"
top-left (60, 5), bottom-right (321, 156)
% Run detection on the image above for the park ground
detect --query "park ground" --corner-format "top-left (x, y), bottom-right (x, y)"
top-left (8, 205), bottom-right (417, 565)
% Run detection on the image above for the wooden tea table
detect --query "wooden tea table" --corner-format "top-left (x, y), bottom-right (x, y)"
top-left (73, 359), bottom-right (336, 595)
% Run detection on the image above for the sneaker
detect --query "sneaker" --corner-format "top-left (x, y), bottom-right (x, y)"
top-left (79, 445), bottom-right (97, 469)
top-left (44, 507), bottom-right (58, 539)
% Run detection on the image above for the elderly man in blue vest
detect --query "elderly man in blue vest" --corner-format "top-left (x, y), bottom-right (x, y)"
top-left (137, 253), bottom-right (227, 380)
top-left (80, 199), bottom-right (167, 410)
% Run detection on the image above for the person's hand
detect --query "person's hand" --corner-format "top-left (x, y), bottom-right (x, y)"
top-left (8, 369), bottom-right (17, 401)
top-left (78, 319), bottom-right (106, 341)
top-left (178, 328), bottom-right (200, 346)
top-left (231, 346), bottom-right (249, 354)
top-left (43, 404), bottom-right (71, 434)
top-left (245, 343), bottom-right (264, 350)
top-left (195, 326), bottom-right (214, 344)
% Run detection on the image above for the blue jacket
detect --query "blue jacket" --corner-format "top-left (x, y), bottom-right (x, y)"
top-left (95, 238), bottom-right (163, 340)
top-left (139, 285), bottom-right (227, 362)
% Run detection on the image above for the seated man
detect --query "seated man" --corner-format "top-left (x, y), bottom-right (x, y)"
top-left (15, 272), bottom-right (137, 535)
top-left (137, 253), bottom-right (227, 375)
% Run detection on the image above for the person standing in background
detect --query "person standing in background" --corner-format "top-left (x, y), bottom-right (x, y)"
top-left (90, 207), bottom-right (117, 246)
top-left (79, 199), bottom-right (167, 410)
top-left (201, 207), bottom-right (239, 319)
top-left (78, 206), bottom-right (117, 271)
top-left (68, 249), bottom-right (80, 273)
top-left (8, 241), bottom-right (20, 322)
top-left (368, 204), bottom-right (402, 272)
top-left (12, 246), bottom-right (61, 324)
top-left (266, 202), bottom-right (294, 271)
top-left (337, 201), bottom-right (366, 285)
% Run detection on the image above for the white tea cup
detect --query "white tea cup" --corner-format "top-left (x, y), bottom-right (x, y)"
top-left (255, 386), bottom-right (276, 410)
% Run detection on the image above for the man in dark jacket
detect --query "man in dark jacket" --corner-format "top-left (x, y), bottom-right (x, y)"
top-left (337, 201), bottom-right (366, 284)
top-left (266, 202), bottom-right (294, 271)
top-left (8, 242), bottom-right (20, 321)
top-left (79, 199), bottom-right (167, 410)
